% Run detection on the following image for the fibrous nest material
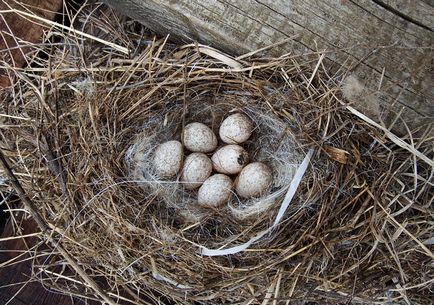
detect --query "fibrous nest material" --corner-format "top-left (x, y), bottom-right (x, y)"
top-left (0, 2), bottom-right (433, 305)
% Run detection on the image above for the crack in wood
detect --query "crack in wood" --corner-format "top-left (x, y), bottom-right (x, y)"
top-left (371, 0), bottom-right (433, 31)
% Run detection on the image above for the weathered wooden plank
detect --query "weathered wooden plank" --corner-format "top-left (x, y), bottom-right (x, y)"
top-left (103, 0), bottom-right (434, 132)
top-left (0, 217), bottom-right (94, 305)
top-left (380, 0), bottom-right (434, 29)
top-left (0, 0), bottom-right (62, 87)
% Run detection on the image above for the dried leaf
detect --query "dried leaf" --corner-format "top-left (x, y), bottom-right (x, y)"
top-left (324, 145), bottom-right (349, 164)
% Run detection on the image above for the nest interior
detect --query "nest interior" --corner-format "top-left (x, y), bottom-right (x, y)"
top-left (0, 2), bottom-right (433, 305)
top-left (127, 97), bottom-right (303, 224)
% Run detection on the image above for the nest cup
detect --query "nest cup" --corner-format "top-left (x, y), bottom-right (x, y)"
top-left (127, 98), bottom-right (302, 223)
top-left (110, 94), bottom-right (310, 298)
top-left (1, 3), bottom-right (433, 305)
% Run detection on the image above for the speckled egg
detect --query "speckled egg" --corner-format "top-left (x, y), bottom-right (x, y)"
top-left (181, 153), bottom-right (213, 189)
top-left (153, 140), bottom-right (183, 178)
top-left (183, 122), bottom-right (218, 153)
top-left (211, 144), bottom-right (249, 175)
top-left (198, 174), bottom-right (233, 207)
top-left (235, 162), bottom-right (273, 198)
top-left (219, 113), bottom-right (253, 144)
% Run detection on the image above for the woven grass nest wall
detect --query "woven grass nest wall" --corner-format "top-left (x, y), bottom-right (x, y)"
top-left (1, 3), bottom-right (433, 305)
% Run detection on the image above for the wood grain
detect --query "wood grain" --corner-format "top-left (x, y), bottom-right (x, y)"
top-left (103, 0), bottom-right (434, 132)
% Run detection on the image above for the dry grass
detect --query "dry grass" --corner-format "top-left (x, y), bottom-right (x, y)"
top-left (0, 1), bottom-right (433, 304)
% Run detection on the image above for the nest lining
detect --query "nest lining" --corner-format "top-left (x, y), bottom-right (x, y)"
top-left (0, 3), bottom-right (433, 305)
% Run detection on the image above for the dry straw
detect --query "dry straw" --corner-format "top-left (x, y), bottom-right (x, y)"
top-left (0, 2), bottom-right (433, 305)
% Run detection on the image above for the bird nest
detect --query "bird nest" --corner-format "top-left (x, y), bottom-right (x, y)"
top-left (1, 3), bottom-right (433, 305)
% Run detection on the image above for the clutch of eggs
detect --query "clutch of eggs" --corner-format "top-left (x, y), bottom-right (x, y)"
top-left (151, 113), bottom-right (273, 207)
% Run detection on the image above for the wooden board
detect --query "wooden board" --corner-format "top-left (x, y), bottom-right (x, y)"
top-left (0, 0), bottom-right (62, 87)
top-left (0, 217), bottom-right (97, 305)
top-left (103, 0), bottom-right (434, 132)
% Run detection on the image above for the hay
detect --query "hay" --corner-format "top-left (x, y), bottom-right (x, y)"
top-left (1, 2), bottom-right (433, 305)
